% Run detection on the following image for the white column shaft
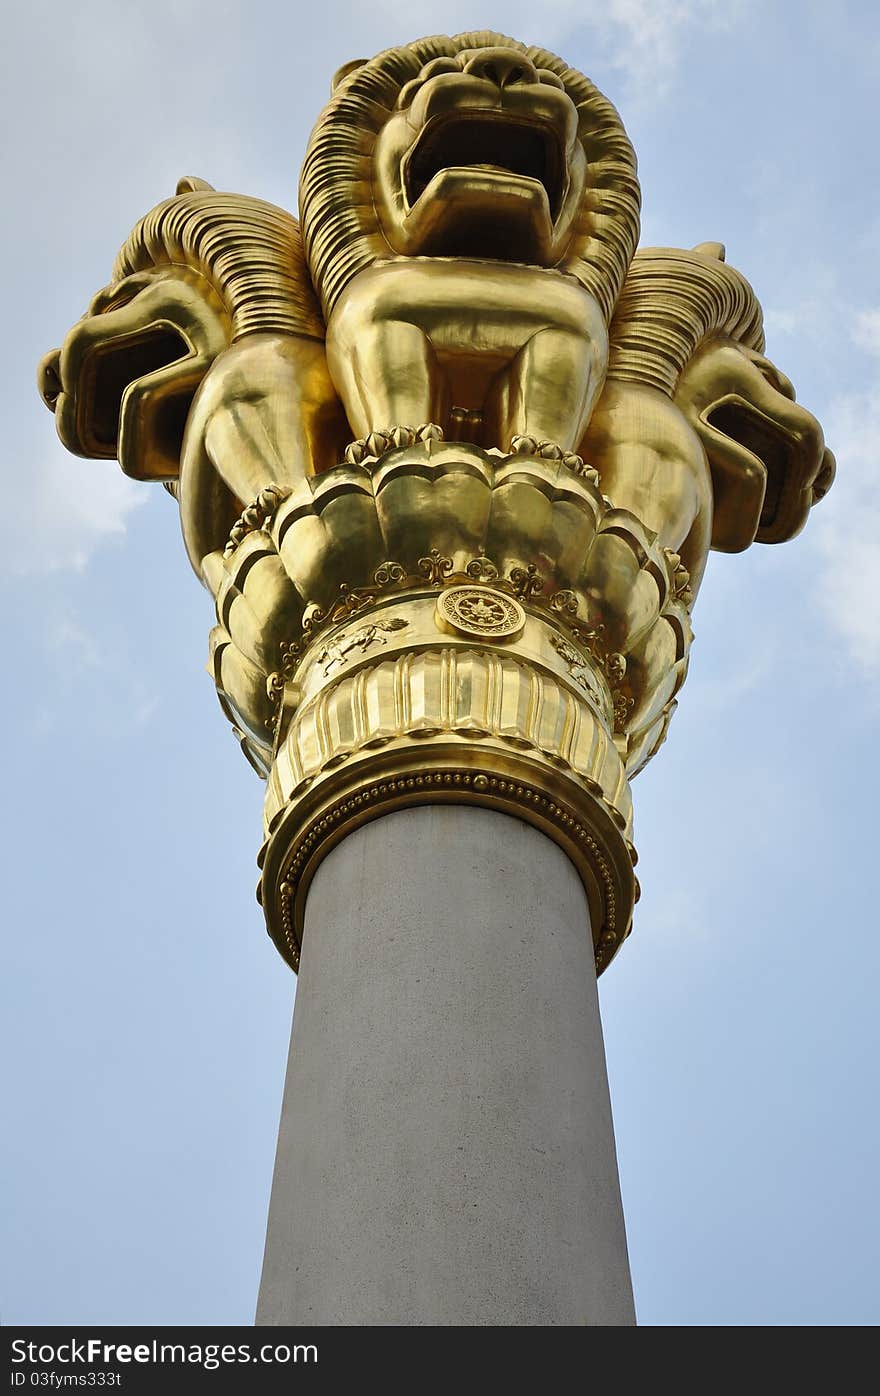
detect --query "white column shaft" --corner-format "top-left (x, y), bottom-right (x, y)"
top-left (257, 806), bottom-right (635, 1326)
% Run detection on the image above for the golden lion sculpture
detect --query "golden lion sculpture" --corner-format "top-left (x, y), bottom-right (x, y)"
top-left (38, 30), bottom-right (832, 602)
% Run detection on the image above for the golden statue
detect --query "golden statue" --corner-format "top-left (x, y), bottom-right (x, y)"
top-left (37, 31), bottom-right (834, 974)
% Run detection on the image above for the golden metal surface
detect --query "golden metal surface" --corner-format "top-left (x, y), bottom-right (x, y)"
top-left (205, 438), bottom-right (684, 971)
top-left (37, 31), bottom-right (833, 973)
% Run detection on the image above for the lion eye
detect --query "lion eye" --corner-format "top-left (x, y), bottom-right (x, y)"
top-left (89, 273), bottom-right (154, 316)
top-left (537, 69), bottom-right (566, 90)
top-left (751, 352), bottom-right (796, 401)
top-left (420, 57), bottom-right (462, 80)
top-left (396, 59), bottom-right (462, 109)
top-left (396, 79), bottom-right (422, 109)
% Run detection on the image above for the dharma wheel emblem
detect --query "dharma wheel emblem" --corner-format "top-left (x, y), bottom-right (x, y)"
top-left (437, 586), bottom-right (526, 640)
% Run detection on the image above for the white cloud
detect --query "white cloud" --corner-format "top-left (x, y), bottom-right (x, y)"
top-left (811, 383), bottom-right (880, 673)
top-left (762, 304), bottom-right (827, 339)
top-left (760, 271), bottom-right (842, 346)
top-left (29, 597), bottom-right (160, 739)
top-left (373, 0), bottom-right (734, 93)
top-left (687, 648), bottom-right (773, 712)
top-left (11, 438), bottom-right (147, 574)
top-left (47, 609), bottom-right (103, 669)
top-left (852, 308), bottom-right (880, 356)
top-left (592, 0), bottom-right (731, 91)
top-left (762, 308), bottom-right (804, 337)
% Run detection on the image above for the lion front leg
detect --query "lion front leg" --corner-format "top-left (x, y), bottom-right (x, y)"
top-left (326, 311), bottom-right (448, 448)
top-left (484, 323), bottom-right (608, 455)
top-left (579, 380), bottom-right (714, 598)
top-left (328, 319), bottom-right (446, 449)
top-left (325, 264), bottom-right (449, 450)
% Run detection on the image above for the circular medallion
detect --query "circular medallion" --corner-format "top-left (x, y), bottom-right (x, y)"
top-left (436, 586), bottom-right (525, 640)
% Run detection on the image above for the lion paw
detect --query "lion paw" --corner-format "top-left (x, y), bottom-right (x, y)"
top-left (565, 456), bottom-right (601, 485)
top-left (344, 423), bottom-right (444, 465)
top-left (510, 437), bottom-right (596, 480)
top-left (223, 484), bottom-right (290, 557)
top-left (510, 436), bottom-right (568, 462)
top-left (511, 435), bottom-right (546, 457)
top-left (345, 431), bottom-right (392, 464)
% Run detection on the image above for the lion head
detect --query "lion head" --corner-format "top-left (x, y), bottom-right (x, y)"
top-left (299, 31), bottom-right (641, 323)
top-left (38, 179), bottom-right (323, 482)
top-left (605, 243), bottom-right (834, 547)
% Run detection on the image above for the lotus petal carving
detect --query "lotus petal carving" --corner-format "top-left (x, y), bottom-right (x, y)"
top-left (205, 440), bottom-right (692, 782)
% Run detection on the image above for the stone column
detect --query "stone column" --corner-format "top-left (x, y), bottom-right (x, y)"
top-left (256, 806), bottom-right (635, 1327)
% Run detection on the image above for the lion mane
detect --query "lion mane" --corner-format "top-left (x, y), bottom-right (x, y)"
top-left (112, 180), bottom-right (324, 342)
top-left (608, 245), bottom-right (765, 395)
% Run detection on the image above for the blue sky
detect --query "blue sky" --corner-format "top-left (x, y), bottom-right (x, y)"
top-left (3, 0), bottom-right (878, 1325)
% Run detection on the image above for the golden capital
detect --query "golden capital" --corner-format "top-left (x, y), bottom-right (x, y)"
top-left (37, 30), bottom-right (834, 973)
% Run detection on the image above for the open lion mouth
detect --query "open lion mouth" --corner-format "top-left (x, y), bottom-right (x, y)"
top-left (83, 326), bottom-right (190, 449)
top-left (405, 114), bottom-right (565, 217)
top-left (706, 398), bottom-right (798, 531)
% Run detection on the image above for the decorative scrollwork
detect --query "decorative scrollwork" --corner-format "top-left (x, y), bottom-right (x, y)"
top-left (418, 549), bottom-right (454, 585)
top-left (300, 605), bottom-right (327, 638)
top-left (550, 589), bottom-right (580, 617)
top-left (301, 585), bottom-right (376, 640)
top-left (613, 692), bottom-right (635, 733)
top-left (373, 560), bottom-right (407, 587)
top-left (509, 563), bottom-right (544, 598)
top-left (266, 670), bottom-right (285, 704)
top-left (464, 557), bottom-right (499, 581)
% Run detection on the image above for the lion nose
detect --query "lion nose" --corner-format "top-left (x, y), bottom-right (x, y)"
top-left (464, 48), bottom-right (538, 88)
top-left (812, 447), bottom-right (836, 503)
top-left (38, 348), bottom-right (62, 411)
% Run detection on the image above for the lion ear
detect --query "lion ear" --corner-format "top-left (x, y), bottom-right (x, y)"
top-left (331, 58), bottom-right (366, 93)
top-left (176, 176), bottom-right (216, 195)
top-left (693, 241), bottom-right (726, 261)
